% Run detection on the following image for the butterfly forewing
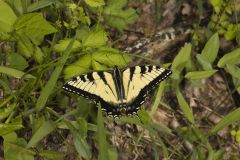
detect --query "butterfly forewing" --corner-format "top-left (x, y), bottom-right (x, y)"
top-left (63, 71), bottom-right (120, 106)
top-left (122, 65), bottom-right (172, 108)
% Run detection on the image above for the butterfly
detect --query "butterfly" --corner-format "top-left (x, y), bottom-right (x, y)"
top-left (62, 65), bottom-right (172, 117)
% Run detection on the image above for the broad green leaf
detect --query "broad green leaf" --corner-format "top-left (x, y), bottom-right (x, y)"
top-left (54, 39), bottom-right (81, 53)
top-left (201, 33), bottom-right (219, 63)
top-left (36, 37), bottom-right (76, 111)
top-left (82, 29), bottom-right (108, 48)
top-left (212, 150), bottom-right (224, 160)
top-left (232, 78), bottom-right (240, 94)
top-left (210, 0), bottom-right (223, 13)
top-left (84, 0), bottom-right (105, 7)
top-left (26, 121), bottom-right (56, 148)
top-left (92, 60), bottom-right (109, 70)
top-left (150, 81), bottom-right (166, 115)
top-left (92, 50), bottom-right (130, 67)
top-left (33, 46), bottom-right (44, 63)
top-left (64, 49), bottom-right (130, 79)
top-left (14, 13), bottom-right (57, 45)
top-left (27, 0), bottom-right (55, 12)
top-left (138, 109), bottom-right (151, 124)
top-left (210, 108), bottom-right (240, 135)
top-left (17, 34), bottom-right (34, 58)
top-left (7, 53), bottom-right (29, 70)
top-left (224, 24), bottom-right (237, 40)
top-left (4, 0), bottom-right (24, 15)
top-left (0, 0), bottom-right (17, 32)
top-left (0, 116), bottom-right (23, 136)
top-left (0, 32), bottom-right (12, 41)
top-left (76, 117), bottom-right (88, 138)
top-left (31, 116), bottom-right (46, 133)
top-left (176, 86), bottom-right (195, 124)
top-left (217, 48), bottom-right (240, 67)
top-left (226, 64), bottom-right (240, 79)
top-left (64, 120), bottom-right (91, 159)
top-left (0, 103), bottom-right (15, 119)
top-left (3, 132), bottom-right (35, 160)
top-left (0, 66), bottom-right (35, 79)
top-left (103, 0), bottom-right (138, 31)
top-left (108, 148), bottom-right (118, 160)
top-left (171, 43), bottom-right (192, 70)
top-left (0, 123), bottom-right (23, 136)
top-left (185, 70), bottom-right (217, 80)
top-left (237, 86), bottom-right (240, 94)
top-left (64, 54), bottom-right (92, 79)
top-left (97, 106), bottom-right (109, 160)
top-left (171, 43), bottom-right (192, 79)
top-left (73, 135), bottom-right (91, 159)
top-left (76, 26), bottom-right (91, 42)
top-left (39, 150), bottom-right (65, 159)
top-left (196, 54), bottom-right (212, 70)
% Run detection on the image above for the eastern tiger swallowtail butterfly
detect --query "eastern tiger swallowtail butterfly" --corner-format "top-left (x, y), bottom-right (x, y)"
top-left (62, 65), bottom-right (172, 117)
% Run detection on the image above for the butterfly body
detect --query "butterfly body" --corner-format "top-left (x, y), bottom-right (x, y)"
top-left (63, 65), bottom-right (172, 117)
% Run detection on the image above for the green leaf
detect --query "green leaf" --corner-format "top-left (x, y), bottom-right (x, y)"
top-left (0, 103), bottom-right (15, 119)
top-left (7, 53), bottom-right (29, 70)
top-left (196, 54), bottom-right (212, 70)
top-left (33, 46), bottom-right (44, 64)
top-left (210, 108), bottom-right (240, 135)
top-left (108, 147), bottom-right (118, 160)
top-left (217, 48), bottom-right (240, 67)
top-left (64, 49), bottom-right (131, 79)
top-left (27, 0), bottom-right (55, 12)
top-left (36, 37), bottom-right (76, 111)
top-left (14, 13), bottom-right (57, 45)
top-left (0, 116), bottom-right (23, 136)
top-left (84, 0), bottom-right (105, 7)
top-left (26, 120), bottom-right (56, 148)
top-left (0, 0), bottom-right (17, 32)
top-left (73, 135), bottom-right (91, 159)
top-left (210, 0), bottom-right (223, 13)
top-left (224, 24), bottom-right (237, 40)
top-left (64, 54), bottom-right (92, 79)
top-left (4, 0), bottom-right (24, 15)
top-left (201, 33), bottom-right (219, 63)
top-left (150, 82), bottom-right (166, 115)
top-left (226, 64), bottom-right (240, 79)
top-left (0, 123), bottom-right (23, 136)
top-left (17, 34), bottom-right (34, 58)
top-left (39, 150), bottom-right (65, 159)
top-left (0, 66), bottom-right (35, 79)
top-left (138, 109), bottom-right (152, 124)
top-left (176, 86), bottom-right (195, 124)
top-left (82, 29), bottom-right (108, 48)
top-left (54, 39), bottom-right (81, 53)
top-left (3, 132), bottom-right (35, 160)
top-left (103, 0), bottom-right (138, 31)
top-left (92, 60), bottom-right (109, 70)
top-left (171, 43), bottom-right (192, 79)
top-left (64, 120), bottom-right (91, 159)
top-left (97, 106), bottom-right (109, 160)
top-left (185, 70), bottom-right (217, 80)
top-left (92, 50), bottom-right (130, 67)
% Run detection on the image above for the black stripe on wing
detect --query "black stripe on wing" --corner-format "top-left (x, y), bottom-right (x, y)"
top-left (62, 71), bottom-right (122, 117)
top-left (62, 73), bottom-right (98, 100)
top-left (124, 66), bottom-right (172, 114)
